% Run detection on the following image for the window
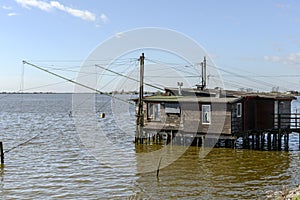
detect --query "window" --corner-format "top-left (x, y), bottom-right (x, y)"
top-left (165, 103), bottom-right (180, 114)
top-left (202, 105), bottom-right (211, 124)
top-left (237, 103), bottom-right (242, 117)
top-left (147, 103), bottom-right (161, 121)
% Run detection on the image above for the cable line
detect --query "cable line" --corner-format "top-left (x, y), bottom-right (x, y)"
top-left (207, 64), bottom-right (291, 91)
top-left (4, 133), bottom-right (40, 154)
top-left (22, 61), bottom-right (134, 105)
top-left (95, 64), bottom-right (164, 91)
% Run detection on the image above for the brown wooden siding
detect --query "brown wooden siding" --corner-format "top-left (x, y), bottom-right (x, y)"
top-left (231, 100), bottom-right (244, 134)
top-left (141, 96), bottom-right (293, 135)
top-left (143, 101), bottom-right (232, 135)
top-left (244, 97), bottom-right (274, 131)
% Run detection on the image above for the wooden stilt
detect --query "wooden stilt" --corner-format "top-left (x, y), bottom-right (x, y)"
top-left (256, 132), bottom-right (260, 149)
top-left (284, 131), bottom-right (289, 151)
top-left (272, 132), bottom-right (277, 149)
top-left (286, 131), bottom-right (289, 146)
top-left (244, 131), bottom-right (249, 149)
top-left (278, 129), bottom-right (282, 150)
top-left (233, 139), bottom-right (236, 149)
top-left (225, 139), bottom-right (229, 148)
top-left (0, 142), bottom-right (4, 165)
top-left (267, 132), bottom-right (271, 150)
top-left (251, 132), bottom-right (255, 149)
top-left (201, 136), bottom-right (205, 148)
top-left (261, 132), bottom-right (265, 149)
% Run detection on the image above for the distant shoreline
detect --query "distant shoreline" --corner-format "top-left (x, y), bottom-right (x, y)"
top-left (1, 91), bottom-right (299, 95)
top-left (0, 91), bottom-right (155, 95)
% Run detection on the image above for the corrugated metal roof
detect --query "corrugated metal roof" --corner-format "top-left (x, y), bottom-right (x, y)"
top-left (143, 95), bottom-right (241, 103)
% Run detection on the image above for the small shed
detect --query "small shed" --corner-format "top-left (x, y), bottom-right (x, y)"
top-left (231, 94), bottom-right (294, 135)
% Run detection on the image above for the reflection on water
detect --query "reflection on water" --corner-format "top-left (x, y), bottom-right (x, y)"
top-left (134, 145), bottom-right (299, 199)
top-left (0, 94), bottom-right (299, 199)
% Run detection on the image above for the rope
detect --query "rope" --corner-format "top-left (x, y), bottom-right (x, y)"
top-left (23, 61), bottom-right (135, 106)
top-left (4, 133), bottom-right (40, 154)
top-left (95, 64), bottom-right (164, 91)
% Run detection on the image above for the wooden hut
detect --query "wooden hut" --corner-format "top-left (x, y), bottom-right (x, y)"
top-left (231, 95), bottom-right (294, 136)
top-left (134, 87), bottom-right (295, 145)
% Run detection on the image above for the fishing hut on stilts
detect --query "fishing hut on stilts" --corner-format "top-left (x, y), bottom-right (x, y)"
top-left (133, 54), bottom-right (300, 151)
top-left (20, 55), bottom-right (300, 151)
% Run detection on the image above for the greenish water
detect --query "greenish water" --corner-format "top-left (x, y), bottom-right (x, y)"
top-left (134, 145), bottom-right (299, 199)
top-left (0, 94), bottom-right (299, 199)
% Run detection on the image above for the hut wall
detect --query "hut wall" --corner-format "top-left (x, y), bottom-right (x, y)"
top-left (244, 97), bottom-right (274, 131)
top-left (256, 99), bottom-right (274, 129)
top-left (206, 103), bottom-right (232, 135)
top-left (140, 95), bottom-right (294, 135)
top-left (143, 102), bottom-right (182, 131)
top-left (231, 100), bottom-right (244, 134)
top-left (181, 102), bottom-right (201, 133)
top-left (181, 102), bottom-right (232, 135)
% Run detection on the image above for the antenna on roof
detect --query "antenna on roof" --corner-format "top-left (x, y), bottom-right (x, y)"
top-left (198, 56), bottom-right (206, 90)
top-left (177, 82), bottom-right (183, 95)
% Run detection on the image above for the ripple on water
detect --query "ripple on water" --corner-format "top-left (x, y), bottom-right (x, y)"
top-left (0, 94), bottom-right (299, 199)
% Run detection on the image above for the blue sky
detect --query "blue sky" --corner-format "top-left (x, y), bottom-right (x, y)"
top-left (1, 0), bottom-right (300, 92)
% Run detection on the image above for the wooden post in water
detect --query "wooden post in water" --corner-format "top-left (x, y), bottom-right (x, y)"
top-left (243, 131), bottom-right (249, 149)
top-left (0, 142), bottom-right (4, 165)
top-left (261, 132), bottom-right (265, 149)
top-left (170, 131), bottom-right (173, 145)
top-left (136, 53), bottom-right (145, 143)
top-left (233, 139), bottom-right (236, 149)
top-left (272, 131), bottom-right (277, 149)
top-left (284, 131), bottom-right (289, 151)
top-left (225, 139), bottom-right (230, 148)
top-left (251, 132), bottom-right (255, 149)
top-left (278, 129), bottom-right (282, 150)
top-left (267, 132), bottom-right (271, 150)
top-left (255, 132), bottom-right (260, 149)
top-left (278, 114), bottom-right (281, 150)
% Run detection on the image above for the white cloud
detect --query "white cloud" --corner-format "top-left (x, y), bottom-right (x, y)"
top-left (285, 52), bottom-right (300, 64)
top-left (100, 13), bottom-right (109, 24)
top-left (7, 12), bottom-right (18, 16)
top-left (264, 53), bottom-right (300, 65)
top-left (15, 0), bottom-right (52, 11)
top-left (264, 55), bottom-right (281, 62)
top-left (15, 0), bottom-right (96, 21)
top-left (50, 1), bottom-right (96, 21)
top-left (2, 5), bottom-right (12, 10)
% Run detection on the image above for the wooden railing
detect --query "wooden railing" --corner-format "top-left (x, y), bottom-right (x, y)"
top-left (274, 113), bottom-right (300, 129)
top-left (231, 113), bottom-right (300, 134)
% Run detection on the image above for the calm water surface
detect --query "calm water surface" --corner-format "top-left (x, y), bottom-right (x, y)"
top-left (0, 94), bottom-right (299, 199)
